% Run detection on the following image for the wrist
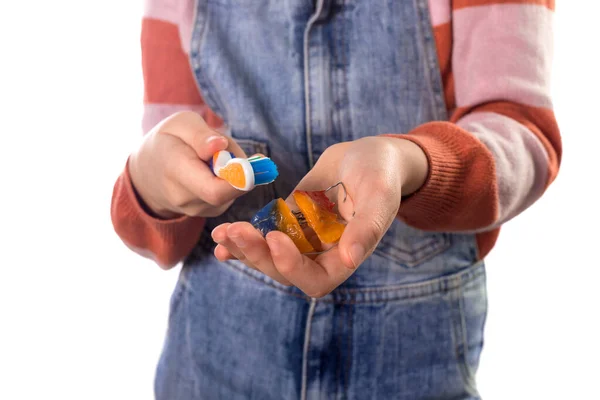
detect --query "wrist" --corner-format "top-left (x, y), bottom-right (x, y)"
top-left (384, 137), bottom-right (429, 197)
top-left (127, 155), bottom-right (182, 220)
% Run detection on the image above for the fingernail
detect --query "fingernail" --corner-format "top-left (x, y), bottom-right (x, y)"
top-left (211, 228), bottom-right (222, 243)
top-left (229, 234), bottom-right (246, 248)
top-left (268, 237), bottom-right (281, 256)
top-left (206, 135), bottom-right (226, 144)
top-left (348, 243), bottom-right (364, 269)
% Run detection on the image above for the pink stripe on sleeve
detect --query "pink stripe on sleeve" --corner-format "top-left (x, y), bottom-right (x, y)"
top-left (143, 0), bottom-right (195, 53)
top-left (428, 0), bottom-right (452, 26)
top-left (143, 0), bottom-right (183, 25)
top-left (453, 4), bottom-right (554, 109)
top-left (456, 112), bottom-right (549, 228)
top-left (142, 104), bottom-right (209, 135)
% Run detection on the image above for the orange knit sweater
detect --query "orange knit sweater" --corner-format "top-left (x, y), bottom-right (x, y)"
top-left (112, 0), bottom-right (561, 268)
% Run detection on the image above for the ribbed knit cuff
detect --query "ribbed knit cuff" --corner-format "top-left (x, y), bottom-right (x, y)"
top-left (111, 159), bottom-right (206, 267)
top-left (382, 121), bottom-right (497, 231)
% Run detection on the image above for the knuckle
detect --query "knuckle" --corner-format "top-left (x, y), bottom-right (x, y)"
top-left (203, 189), bottom-right (230, 207)
top-left (181, 201), bottom-right (232, 218)
top-left (163, 154), bottom-right (182, 179)
top-left (362, 217), bottom-right (387, 250)
top-left (305, 284), bottom-right (335, 299)
top-left (189, 129), bottom-right (207, 152)
top-left (201, 188), bottom-right (219, 206)
top-left (180, 208), bottom-right (198, 217)
top-left (356, 136), bottom-right (376, 147)
top-left (372, 175), bottom-right (394, 194)
top-left (241, 247), bottom-right (258, 263)
top-left (306, 286), bottom-right (331, 299)
top-left (323, 143), bottom-right (338, 155)
top-left (200, 206), bottom-right (228, 218)
top-left (276, 261), bottom-right (294, 276)
top-left (244, 254), bottom-right (258, 266)
top-left (369, 217), bottom-right (387, 248)
top-left (164, 189), bottom-right (189, 209)
top-left (172, 110), bottom-right (197, 119)
top-left (158, 173), bottom-right (171, 191)
top-left (180, 204), bottom-right (204, 217)
top-left (170, 110), bottom-right (204, 126)
top-left (370, 215), bottom-right (387, 236)
top-left (323, 142), bottom-right (343, 158)
top-left (179, 210), bottom-right (193, 218)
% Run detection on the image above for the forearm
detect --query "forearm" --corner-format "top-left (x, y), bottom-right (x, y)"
top-left (384, 0), bottom-right (561, 233)
top-left (111, 8), bottom-right (217, 268)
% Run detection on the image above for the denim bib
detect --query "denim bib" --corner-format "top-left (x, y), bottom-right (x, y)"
top-left (155, 1), bottom-right (487, 398)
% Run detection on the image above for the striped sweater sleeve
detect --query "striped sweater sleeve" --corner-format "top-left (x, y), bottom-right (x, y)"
top-left (395, 0), bottom-right (561, 257)
top-left (111, 0), bottom-right (221, 268)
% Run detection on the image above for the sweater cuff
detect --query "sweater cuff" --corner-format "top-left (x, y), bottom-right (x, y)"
top-left (111, 159), bottom-right (206, 268)
top-left (382, 121), bottom-right (497, 231)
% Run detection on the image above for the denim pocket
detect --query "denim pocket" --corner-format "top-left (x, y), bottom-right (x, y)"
top-left (449, 270), bottom-right (488, 398)
top-left (166, 267), bottom-right (190, 324)
top-left (374, 220), bottom-right (453, 269)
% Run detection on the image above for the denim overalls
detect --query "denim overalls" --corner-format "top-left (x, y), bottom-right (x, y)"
top-left (155, 1), bottom-right (488, 398)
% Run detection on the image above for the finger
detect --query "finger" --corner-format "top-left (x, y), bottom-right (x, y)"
top-left (159, 111), bottom-right (226, 160)
top-left (225, 138), bottom-right (247, 159)
top-left (212, 223), bottom-right (247, 262)
top-left (211, 223), bottom-right (231, 245)
top-left (337, 183), bottom-right (399, 270)
top-left (267, 231), bottom-right (351, 298)
top-left (160, 111), bottom-right (247, 161)
top-left (173, 148), bottom-right (245, 206)
top-left (211, 224), bottom-right (238, 261)
top-left (214, 244), bottom-right (235, 262)
top-left (227, 223), bottom-right (292, 286)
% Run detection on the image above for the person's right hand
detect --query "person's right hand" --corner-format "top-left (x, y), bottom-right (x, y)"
top-left (128, 111), bottom-right (247, 219)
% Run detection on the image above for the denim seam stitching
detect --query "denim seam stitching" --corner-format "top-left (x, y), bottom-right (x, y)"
top-left (331, 2), bottom-right (341, 143)
top-left (301, 299), bottom-right (317, 400)
top-left (224, 260), bottom-right (483, 303)
top-left (449, 290), bottom-right (464, 395)
top-left (189, 1), bottom-right (228, 122)
top-left (344, 304), bottom-right (353, 398)
top-left (331, 263), bottom-right (484, 294)
top-left (374, 234), bottom-right (453, 268)
top-left (456, 285), bottom-right (481, 397)
top-left (182, 294), bottom-right (201, 395)
top-left (340, 2), bottom-right (352, 141)
top-left (415, 0), bottom-right (449, 121)
top-left (324, 264), bottom-right (485, 304)
top-left (219, 258), bottom-right (314, 297)
top-left (303, 0), bottom-right (326, 168)
top-left (335, 306), bottom-right (343, 400)
top-left (226, 261), bottom-right (310, 300)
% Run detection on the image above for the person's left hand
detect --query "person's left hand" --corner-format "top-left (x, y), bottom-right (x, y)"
top-left (211, 136), bottom-right (429, 297)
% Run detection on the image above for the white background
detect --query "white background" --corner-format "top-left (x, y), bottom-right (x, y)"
top-left (1, 1), bottom-right (598, 399)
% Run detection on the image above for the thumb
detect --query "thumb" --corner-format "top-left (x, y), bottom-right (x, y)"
top-left (337, 187), bottom-right (398, 270)
top-left (189, 132), bottom-right (247, 161)
top-left (160, 111), bottom-right (247, 161)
